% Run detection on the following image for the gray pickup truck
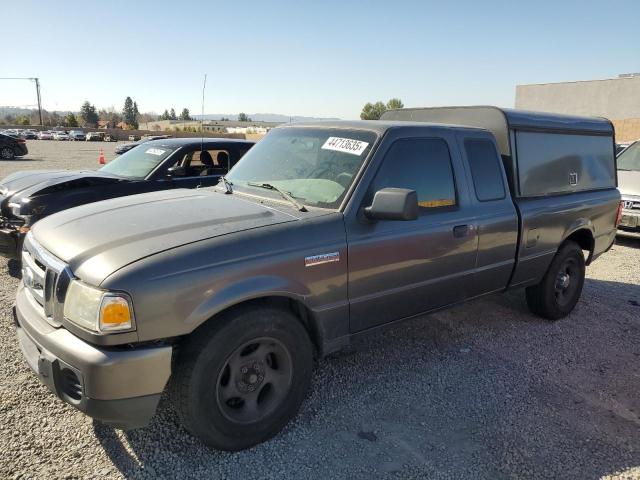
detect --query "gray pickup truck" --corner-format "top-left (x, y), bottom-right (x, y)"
top-left (14, 107), bottom-right (620, 451)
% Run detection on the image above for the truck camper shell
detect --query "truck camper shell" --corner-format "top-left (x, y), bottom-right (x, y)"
top-left (381, 106), bottom-right (616, 197)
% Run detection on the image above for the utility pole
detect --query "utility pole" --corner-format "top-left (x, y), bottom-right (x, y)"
top-left (34, 78), bottom-right (43, 126)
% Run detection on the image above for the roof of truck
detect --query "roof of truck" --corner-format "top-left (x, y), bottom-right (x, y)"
top-left (281, 119), bottom-right (489, 134)
top-left (380, 106), bottom-right (614, 156)
top-left (381, 106), bottom-right (613, 133)
top-left (501, 108), bottom-right (613, 133)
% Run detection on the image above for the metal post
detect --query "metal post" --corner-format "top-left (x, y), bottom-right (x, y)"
top-left (34, 78), bottom-right (43, 126)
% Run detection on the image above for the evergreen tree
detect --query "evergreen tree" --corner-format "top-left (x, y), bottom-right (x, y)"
top-left (80, 101), bottom-right (99, 127)
top-left (122, 96), bottom-right (138, 128)
top-left (65, 112), bottom-right (79, 127)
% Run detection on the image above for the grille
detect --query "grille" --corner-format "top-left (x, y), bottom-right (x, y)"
top-left (21, 233), bottom-right (69, 327)
top-left (60, 368), bottom-right (82, 401)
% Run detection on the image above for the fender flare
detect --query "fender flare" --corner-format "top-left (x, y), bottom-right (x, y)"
top-left (561, 219), bottom-right (595, 263)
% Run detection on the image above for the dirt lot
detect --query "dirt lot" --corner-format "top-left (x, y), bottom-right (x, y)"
top-left (1, 140), bottom-right (639, 479)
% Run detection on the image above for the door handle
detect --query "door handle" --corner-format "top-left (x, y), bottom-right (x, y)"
top-left (453, 224), bottom-right (470, 238)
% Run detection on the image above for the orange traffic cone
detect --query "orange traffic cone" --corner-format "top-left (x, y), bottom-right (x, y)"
top-left (98, 149), bottom-right (105, 165)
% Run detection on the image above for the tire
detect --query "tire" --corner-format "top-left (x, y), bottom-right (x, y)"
top-left (172, 305), bottom-right (314, 451)
top-left (525, 240), bottom-right (586, 320)
top-left (1, 147), bottom-right (15, 160)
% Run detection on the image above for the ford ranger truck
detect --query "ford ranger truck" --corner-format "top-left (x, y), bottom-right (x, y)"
top-left (14, 107), bottom-right (620, 451)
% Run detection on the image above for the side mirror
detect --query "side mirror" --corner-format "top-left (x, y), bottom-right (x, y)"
top-left (166, 165), bottom-right (186, 177)
top-left (364, 188), bottom-right (419, 221)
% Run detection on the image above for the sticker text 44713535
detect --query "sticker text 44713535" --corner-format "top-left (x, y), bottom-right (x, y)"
top-left (321, 137), bottom-right (369, 156)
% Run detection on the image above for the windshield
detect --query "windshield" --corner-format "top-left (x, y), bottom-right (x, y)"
top-left (618, 141), bottom-right (640, 171)
top-left (100, 144), bottom-right (177, 178)
top-left (226, 127), bottom-right (377, 209)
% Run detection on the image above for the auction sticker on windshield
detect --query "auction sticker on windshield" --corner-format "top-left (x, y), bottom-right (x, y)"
top-left (146, 148), bottom-right (166, 156)
top-left (321, 137), bottom-right (369, 156)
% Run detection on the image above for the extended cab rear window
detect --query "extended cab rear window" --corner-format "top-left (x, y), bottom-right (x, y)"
top-left (371, 138), bottom-right (456, 210)
top-left (464, 139), bottom-right (506, 201)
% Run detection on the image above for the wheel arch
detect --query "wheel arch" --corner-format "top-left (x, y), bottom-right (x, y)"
top-left (184, 276), bottom-right (327, 357)
top-left (562, 225), bottom-right (595, 265)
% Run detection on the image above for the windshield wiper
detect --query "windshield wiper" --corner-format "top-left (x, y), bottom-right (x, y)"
top-left (247, 182), bottom-right (308, 212)
top-left (218, 175), bottom-right (233, 194)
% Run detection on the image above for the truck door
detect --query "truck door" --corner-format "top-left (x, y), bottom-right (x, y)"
top-left (345, 131), bottom-right (479, 333)
top-left (456, 133), bottom-right (519, 297)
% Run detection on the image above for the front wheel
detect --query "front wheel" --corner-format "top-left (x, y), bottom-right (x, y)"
top-left (172, 306), bottom-right (314, 451)
top-left (525, 240), bottom-right (586, 320)
top-left (0, 147), bottom-right (15, 160)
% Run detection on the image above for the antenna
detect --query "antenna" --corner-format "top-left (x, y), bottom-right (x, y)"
top-left (201, 73), bottom-right (207, 153)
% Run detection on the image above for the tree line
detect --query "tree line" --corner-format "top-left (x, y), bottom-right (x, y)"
top-left (159, 108), bottom-right (192, 121)
top-left (2, 98), bottom-right (194, 130)
top-left (1, 98), bottom-right (405, 128)
top-left (360, 98), bottom-right (404, 120)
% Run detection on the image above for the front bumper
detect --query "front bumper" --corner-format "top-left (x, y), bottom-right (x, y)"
top-left (618, 209), bottom-right (640, 231)
top-left (14, 283), bottom-right (173, 429)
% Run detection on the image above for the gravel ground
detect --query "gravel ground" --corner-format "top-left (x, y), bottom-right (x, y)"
top-left (1, 140), bottom-right (639, 479)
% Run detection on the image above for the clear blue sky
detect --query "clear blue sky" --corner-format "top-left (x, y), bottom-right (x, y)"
top-left (2, 0), bottom-right (638, 119)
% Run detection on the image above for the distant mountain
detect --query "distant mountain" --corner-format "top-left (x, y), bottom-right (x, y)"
top-left (0, 107), bottom-right (32, 116)
top-left (0, 106), bottom-right (71, 115)
top-left (193, 113), bottom-right (340, 123)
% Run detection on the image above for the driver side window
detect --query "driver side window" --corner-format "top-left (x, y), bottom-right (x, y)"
top-left (370, 138), bottom-right (457, 211)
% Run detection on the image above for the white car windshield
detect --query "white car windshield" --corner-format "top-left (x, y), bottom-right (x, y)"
top-left (100, 144), bottom-right (177, 178)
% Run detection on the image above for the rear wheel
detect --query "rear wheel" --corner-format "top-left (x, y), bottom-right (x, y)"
top-left (525, 240), bottom-right (585, 320)
top-left (1, 147), bottom-right (15, 160)
top-left (172, 306), bottom-right (313, 451)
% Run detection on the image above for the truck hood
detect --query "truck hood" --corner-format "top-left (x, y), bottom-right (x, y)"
top-left (0, 169), bottom-right (123, 207)
top-left (618, 169), bottom-right (640, 197)
top-left (31, 189), bottom-right (299, 285)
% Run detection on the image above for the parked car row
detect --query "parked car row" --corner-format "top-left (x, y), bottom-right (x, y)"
top-left (0, 128), bottom-right (122, 142)
top-left (2, 107), bottom-right (624, 452)
top-left (0, 129), bottom-right (38, 140)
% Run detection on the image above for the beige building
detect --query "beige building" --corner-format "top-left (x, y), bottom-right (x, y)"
top-left (516, 74), bottom-right (640, 141)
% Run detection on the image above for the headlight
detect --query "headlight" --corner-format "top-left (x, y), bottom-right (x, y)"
top-left (8, 202), bottom-right (25, 218)
top-left (63, 280), bottom-right (135, 333)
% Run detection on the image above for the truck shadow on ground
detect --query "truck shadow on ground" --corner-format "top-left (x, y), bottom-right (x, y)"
top-left (616, 233), bottom-right (640, 248)
top-left (94, 278), bottom-right (640, 479)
